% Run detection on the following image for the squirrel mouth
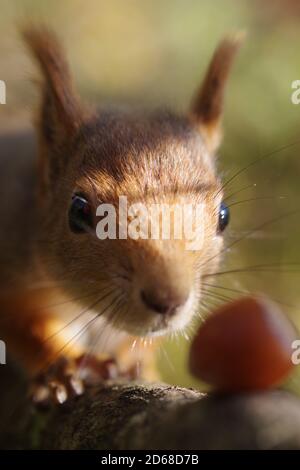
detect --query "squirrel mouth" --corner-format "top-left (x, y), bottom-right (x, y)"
top-left (105, 289), bottom-right (196, 338)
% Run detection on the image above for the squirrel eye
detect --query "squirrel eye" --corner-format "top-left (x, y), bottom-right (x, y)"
top-left (218, 202), bottom-right (230, 233)
top-left (69, 194), bottom-right (92, 233)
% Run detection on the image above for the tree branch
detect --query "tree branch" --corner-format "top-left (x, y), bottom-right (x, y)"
top-left (1, 359), bottom-right (300, 450)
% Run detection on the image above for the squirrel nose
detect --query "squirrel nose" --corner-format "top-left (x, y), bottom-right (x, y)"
top-left (140, 289), bottom-right (188, 315)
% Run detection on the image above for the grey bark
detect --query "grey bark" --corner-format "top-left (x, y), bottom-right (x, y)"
top-left (1, 359), bottom-right (300, 450)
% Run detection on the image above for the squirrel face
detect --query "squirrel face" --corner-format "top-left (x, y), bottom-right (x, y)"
top-left (24, 27), bottom-right (241, 337)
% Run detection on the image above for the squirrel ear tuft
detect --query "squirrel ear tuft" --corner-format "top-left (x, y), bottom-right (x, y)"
top-left (22, 25), bottom-right (84, 145)
top-left (190, 32), bottom-right (245, 153)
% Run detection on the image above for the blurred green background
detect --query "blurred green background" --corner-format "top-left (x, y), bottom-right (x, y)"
top-left (0, 0), bottom-right (300, 391)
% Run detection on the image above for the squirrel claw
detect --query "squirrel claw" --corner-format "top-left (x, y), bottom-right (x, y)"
top-left (74, 354), bottom-right (120, 385)
top-left (30, 356), bottom-right (84, 408)
top-left (30, 355), bottom-right (124, 408)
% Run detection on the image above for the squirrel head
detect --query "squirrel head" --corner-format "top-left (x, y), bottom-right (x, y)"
top-left (23, 26), bottom-right (242, 337)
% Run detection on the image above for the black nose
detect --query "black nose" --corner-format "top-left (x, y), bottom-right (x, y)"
top-left (140, 289), bottom-right (187, 315)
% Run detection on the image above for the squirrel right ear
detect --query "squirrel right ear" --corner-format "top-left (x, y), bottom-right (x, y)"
top-left (22, 25), bottom-right (85, 149)
top-left (190, 34), bottom-right (244, 153)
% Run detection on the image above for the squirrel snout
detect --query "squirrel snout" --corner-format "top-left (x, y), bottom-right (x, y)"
top-left (140, 288), bottom-right (189, 316)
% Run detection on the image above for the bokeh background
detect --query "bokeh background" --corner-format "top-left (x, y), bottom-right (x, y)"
top-left (0, 0), bottom-right (300, 391)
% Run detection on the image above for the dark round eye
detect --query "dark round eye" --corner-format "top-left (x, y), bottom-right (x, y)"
top-left (218, 202), bottom-right (230, 233)
top-left (69, 194), bottom-right (93, 233)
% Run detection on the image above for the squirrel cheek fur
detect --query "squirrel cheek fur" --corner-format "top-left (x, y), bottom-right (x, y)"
top-left (0, 26), bottom-right (242, 379)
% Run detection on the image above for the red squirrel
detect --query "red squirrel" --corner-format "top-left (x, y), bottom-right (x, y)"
top-left (0, 26), bottom-right (242, 404)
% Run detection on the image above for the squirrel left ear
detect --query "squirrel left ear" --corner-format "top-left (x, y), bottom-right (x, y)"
top-left (22, 25), bottom-right (91, 197)
top-left (190, 33), bottom-right (244, 153)
top-left (22, 25), bottom-right (85, 146)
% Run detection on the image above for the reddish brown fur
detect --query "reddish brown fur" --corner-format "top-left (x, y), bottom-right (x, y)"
top-left (191, 33), bottom-right (244, 151)
top-left (22, 26), bottom-right (84, 134)
top-left (0, 25), bottom-right (241, 379)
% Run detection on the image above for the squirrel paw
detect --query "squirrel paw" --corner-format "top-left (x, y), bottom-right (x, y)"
top-left (30, 355), bottom-right (120, 407)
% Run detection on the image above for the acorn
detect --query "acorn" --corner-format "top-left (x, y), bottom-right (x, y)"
top-left (189, 296), bottom-right (297, 392)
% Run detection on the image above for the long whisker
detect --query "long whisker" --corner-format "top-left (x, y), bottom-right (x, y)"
top-left (202, 281), bottom-right (296, 309)
top-left (227, 195), bottom-right (286, 208)
top-left (44, 293), bottom-right (121, 369)
top-left (225, 209), bottom-right (300, 253)
top-left (75, 296), bottom-right (124, 378)
top-left (202, 288), bottom-right (234, 304)
top-left (223, 183), bottom-right (257, 202)
top-left (217, 139), bottom-right (300, 197)
top-left (204, 263), bottom-right (300, 278)
top-left (97, 298), bottom-right (126, 354)
top-left (198, 208), bottom-right (300, 272)
top-left (158, 341), bottom-right (175, 374)
top-left (42, 287), bottom-right (115, 346)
